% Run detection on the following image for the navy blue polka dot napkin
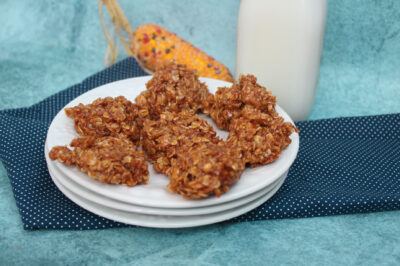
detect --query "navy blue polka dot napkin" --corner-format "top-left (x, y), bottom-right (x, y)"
top-left (0, 58), bottom-right (399, 230)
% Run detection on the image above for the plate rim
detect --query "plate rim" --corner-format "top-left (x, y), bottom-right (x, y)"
top-left (49, 169), bottom-right (286, 228)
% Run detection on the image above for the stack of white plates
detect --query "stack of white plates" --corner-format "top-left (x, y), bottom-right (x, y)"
top-left (44, 77), bottom-right (299, 228)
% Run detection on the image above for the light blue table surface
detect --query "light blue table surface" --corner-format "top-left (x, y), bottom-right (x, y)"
top-left (1, 0), bottom-right (399, 265)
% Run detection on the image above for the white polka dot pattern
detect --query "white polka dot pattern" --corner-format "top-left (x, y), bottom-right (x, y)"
top-left (0, 58), bottom-right (399, 230)
top-left (233, 115), bottom-right (400, 222)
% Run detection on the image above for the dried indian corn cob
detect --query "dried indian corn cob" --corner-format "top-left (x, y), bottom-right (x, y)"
top-left (99, 0), bottom-right (233, 82)
top-left (131, 24), bottom-right (233, 82)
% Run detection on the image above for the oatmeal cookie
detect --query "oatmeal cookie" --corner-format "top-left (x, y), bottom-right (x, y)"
top-left (203, 74), bottom-right (276, 130)
top-left (65, 96), bottom-right (144, 141)
top-left (141, 111), bottom-right (220, 174)
top-left (49, 135), bottom-right (149, 186)
top-left (167, 142), bottom-right (245, 199)
top-left (227, 118), bottom-right (297, 167)
top-left (135, 62), bottom-right (210, 119)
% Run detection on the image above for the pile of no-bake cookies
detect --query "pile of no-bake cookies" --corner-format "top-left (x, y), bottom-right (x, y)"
top-left (50, 62), bottom-right (298, 199)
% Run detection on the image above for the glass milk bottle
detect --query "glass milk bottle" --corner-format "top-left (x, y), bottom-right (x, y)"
top-left (235, 0), bottom-right (327, 121)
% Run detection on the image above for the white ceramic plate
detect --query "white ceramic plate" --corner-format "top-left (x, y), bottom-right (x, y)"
top-left (46, 76), bottom-right (299, 209)
top-left (46, 145), bottom-right (287, 216)
top-left (50, 169), bottom-right (286, 228)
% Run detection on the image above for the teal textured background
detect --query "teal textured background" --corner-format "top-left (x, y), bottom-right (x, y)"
top-left (0, 0), bottom-right (399, 265)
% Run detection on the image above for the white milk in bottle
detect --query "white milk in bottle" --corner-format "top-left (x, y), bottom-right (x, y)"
top-left (235, 0), bottom-right (327, 121)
